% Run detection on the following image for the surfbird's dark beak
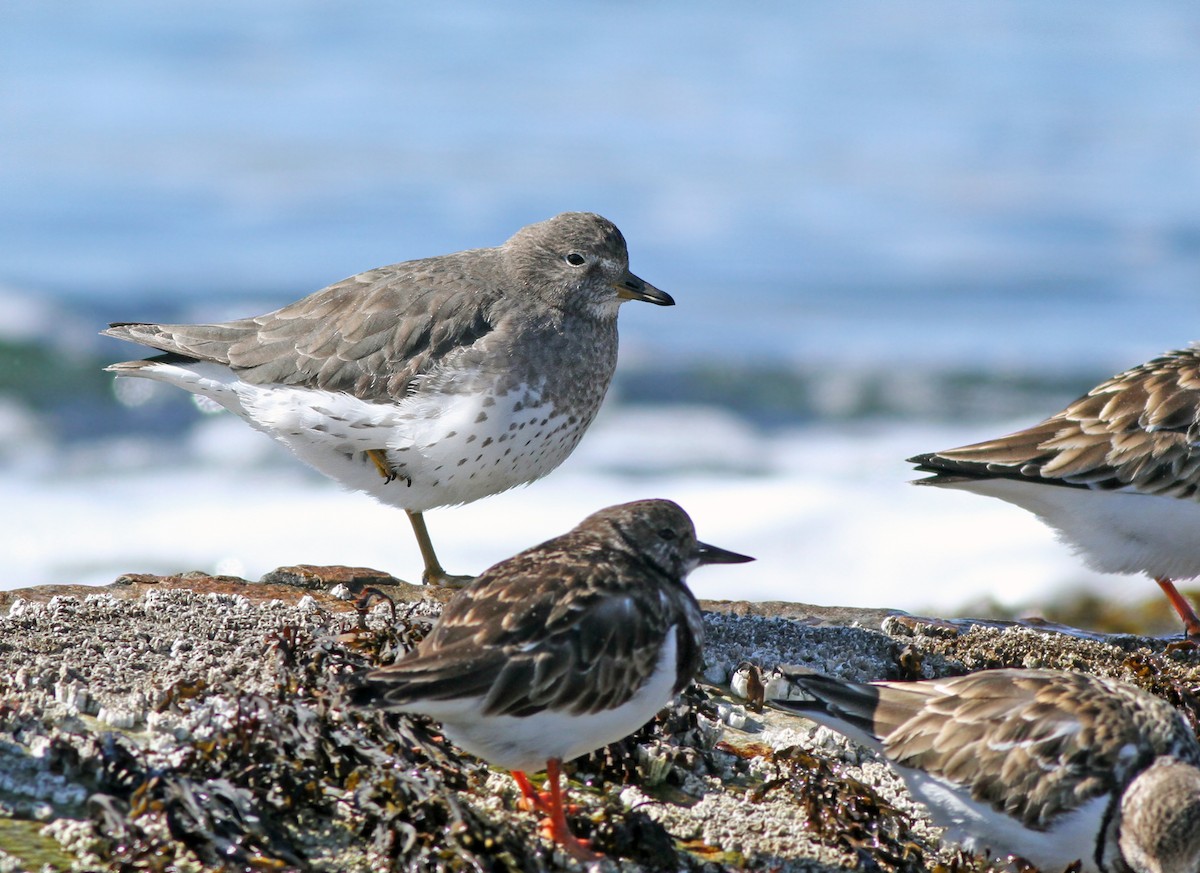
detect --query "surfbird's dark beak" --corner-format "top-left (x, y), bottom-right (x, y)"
top-left (615, 271), bottom-right (674, 306)
top-left (695, 542), bottom-right (755, 565)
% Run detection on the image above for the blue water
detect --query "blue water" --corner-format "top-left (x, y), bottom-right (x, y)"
top-left (5, 1), bottom-right (1200, 612)
top-left (6, 1), bottom-right (1200, 367)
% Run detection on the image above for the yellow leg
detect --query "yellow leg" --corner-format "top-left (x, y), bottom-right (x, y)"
top-left (365, 448), bottom-right (395, 482)
top-left (405, 511), bottom-right (475, 588)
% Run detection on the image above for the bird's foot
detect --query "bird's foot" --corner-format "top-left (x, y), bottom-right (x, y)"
top-left (512, 771), bottom-right (553, 814)
top-left (513, 766), bottom-right (601, 861)
top-left (538, 818), bottom-right (600, 863)
top-left (406, 511), bottom-right (473, 586)
top-left (365, 448), bottom-right (396, 482)
top-left (421, 568), bottom-right (476, 588)
top-left (516, 794), bottom-right (583, 817)
top-left (516, 792), bottom-right (553, 815)
top-left (545, 759), bottom-right (601, 862)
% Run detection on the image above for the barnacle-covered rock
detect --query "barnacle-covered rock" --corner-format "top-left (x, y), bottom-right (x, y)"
top-left (0, 571), bottom-right (1195, 871)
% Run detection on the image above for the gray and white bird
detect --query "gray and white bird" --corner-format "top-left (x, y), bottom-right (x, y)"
top-left (774, 667), bottom-right (1200, 873)
top-left (910, 346), bottom-right (1200, 637)
top-left (104, 212), bottom-right (673, 586)
top-left (349, 499), bottom-right (752, 861)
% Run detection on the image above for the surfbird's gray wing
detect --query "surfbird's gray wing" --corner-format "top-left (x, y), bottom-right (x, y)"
top-left (104, 253), bottom-right (505, 404)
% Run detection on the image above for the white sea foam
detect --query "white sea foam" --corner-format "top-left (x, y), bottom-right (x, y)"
top-left (1, 406), bottom-right (1129, 617)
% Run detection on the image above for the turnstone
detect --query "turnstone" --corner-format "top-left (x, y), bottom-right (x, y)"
top-left (909, 346), bottom-right (1200, 637)
top-left (349, 499), bottom-right (752, 861)
top-left (104, 213), bottom-right (673, 586)
top-left (774, 667), bottom-right (1200, 873)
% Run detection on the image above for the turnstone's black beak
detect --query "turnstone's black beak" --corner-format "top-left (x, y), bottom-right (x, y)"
top-left (695, 542), bottom-right (754, 565)
top-left (615, 270), bottom-right (674, 306)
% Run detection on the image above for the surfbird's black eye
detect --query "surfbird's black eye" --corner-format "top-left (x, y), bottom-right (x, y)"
top-left (565, 252), bottom-right (587, 267)
top-left (658, 528), bottom-right (676, 540)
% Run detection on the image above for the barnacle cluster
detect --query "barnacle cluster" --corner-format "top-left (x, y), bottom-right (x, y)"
top-left (0, 586), bottom-right (539, 871)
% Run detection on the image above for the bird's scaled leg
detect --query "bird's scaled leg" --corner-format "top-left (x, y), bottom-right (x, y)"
top-left (405, 511), bottom-right (476, 588)
top-left (512, 769), bottom-right (582, 815)
top-left (366, 448), bottom-right (396, 482)
top-left (511, 770), bottom-right (552, 815)
top-left (538, 758), bottom-right (600, 862)
top-left (1154, 576), bottom-right (1200, 639)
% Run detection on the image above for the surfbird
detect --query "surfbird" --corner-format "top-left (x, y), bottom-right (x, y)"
top-left (348, 499), bottom-right (752, 861)
top-left (909, 345), bottom-right (1200, 638)
top-left (774, 667), bottom-right (1200, 873)
top-left (104, 212), bottom-right (673, 586)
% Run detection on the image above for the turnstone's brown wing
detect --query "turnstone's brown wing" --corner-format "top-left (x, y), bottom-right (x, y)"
top-left (780, 668), bottom-right (1199, 830)
top-left (104, 254), bottom-right (503, 404)
top-left (910, 347), bottom-right (1200, 498)
top-left (362, 541), bottom-right (701, 719)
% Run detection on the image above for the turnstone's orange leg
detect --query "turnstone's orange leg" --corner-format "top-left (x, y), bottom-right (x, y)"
top-left (1154, 577), bottom-right (1200, 639)
top-left (511, 770), bottom-right (552, 815)
top-left (539, 758), bottom-right (600, 862)
top-left (405, 510), bottom-right (475, 588)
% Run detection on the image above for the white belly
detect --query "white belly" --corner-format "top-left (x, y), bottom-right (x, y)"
top-left (901, 768), bottom-right (1108, 873)
top-left (123, 359), bottom-right (593, 512)
top-left (934, 476), bottom-right (1200, 580)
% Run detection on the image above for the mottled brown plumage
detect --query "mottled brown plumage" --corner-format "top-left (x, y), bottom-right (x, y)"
top-left (357, 499), bottom-right (750, 723)
top-left (910, 346), bottom-right (1200, 637)
top-left (350, 499), bottom-right (752, 861)
top-left (775, 668), bottom-right (1200, 873)
top-left (911, 348), bottom-right (1200, 496)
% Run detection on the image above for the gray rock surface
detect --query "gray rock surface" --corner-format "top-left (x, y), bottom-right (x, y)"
top-left (0, 569), bottom-right (1197, 872)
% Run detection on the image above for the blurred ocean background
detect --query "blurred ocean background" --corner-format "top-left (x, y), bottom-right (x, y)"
top-left (5, 1), bottom-right (1200, 619)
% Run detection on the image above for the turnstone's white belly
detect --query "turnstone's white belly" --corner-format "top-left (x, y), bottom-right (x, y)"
top-left (413, 629), bottom-right (680, 773)
top-left (902, 769), bottom-right (1110, 873)
top-left (774, 668), bottom-right (1200, 873)
top-left (936, 476), bottom-right (1200, 580)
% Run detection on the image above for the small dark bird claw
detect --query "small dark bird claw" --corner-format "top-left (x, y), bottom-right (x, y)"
top-left (365, 448), bottom-right (394, 482)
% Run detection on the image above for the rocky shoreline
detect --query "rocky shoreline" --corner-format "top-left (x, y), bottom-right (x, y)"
top-left (1, 567), bottom-right (1198, 872)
